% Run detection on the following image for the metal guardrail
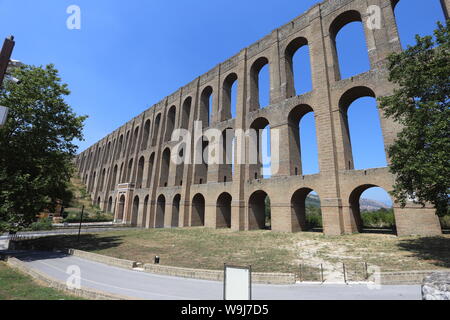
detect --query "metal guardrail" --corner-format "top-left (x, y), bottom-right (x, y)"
top-left (7, 234), bottom-right (42, 242)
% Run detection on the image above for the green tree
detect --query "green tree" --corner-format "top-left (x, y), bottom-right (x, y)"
top-left (0, 64), bottom-right (87, 230)
top-left (378, 22), bottom-right (450, 217)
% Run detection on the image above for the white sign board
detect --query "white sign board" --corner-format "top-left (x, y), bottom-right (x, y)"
top-left (0, 106), bottom-right (8, 126)
top-left (224, 265), bottom-right (251, 300)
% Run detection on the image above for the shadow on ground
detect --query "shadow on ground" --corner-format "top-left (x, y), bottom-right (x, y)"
top-left (398, 237), bottom-right (450, 269)
top-left (12, 234), bottom-right (124, 254)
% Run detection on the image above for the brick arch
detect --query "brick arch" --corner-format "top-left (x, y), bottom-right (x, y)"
top-left (249, 117), bottom-right (271, 180)
top-left (328, 9), bottom-right (369, 80)
top-left (141, 119), bottom-right (151, 150)
top-left (155, 194), bottom-right (166, 228)
top-left (287, 104), bottom-right (317, 176)
top-left (131, 195), bottom-right (140, 227)
top-left (136, 156), bottom-right (145, 188)
top-left (152, 113), bottom-right (162, 147)
top-left (248, 190), bottom-right (271, 230)
top-left (337, 86), bottom-right (385, 170)
top-left (160, 148), bottom-right (171, 187)
top-left (249, 56), bottom-right (270, 111)
top-left (165, 105), bottom-right (177, 142)
top-left (216, 192), bottom-right (232, 229)
top-left (171, 194), bottom-right (181, 228)
top-left (222, 72), bottom-right (238, 121)
top-left (291, 188), bottom-right (321, 232)
top-left (284, 36), bottom-right (310, 97)
top-left (192, 193), bottom-right (206, 227)
top-left (348, 184), bottom-right (396, 234)
top-left (181, 97), bottom-right (192, 130)
top-left (200, 86), bottom-right (213, 127)
top-left (339, 86), bottom-right (376, 113)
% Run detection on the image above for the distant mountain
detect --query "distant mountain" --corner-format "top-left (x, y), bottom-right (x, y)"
top-left (306, 195), bottom-right (391, 212)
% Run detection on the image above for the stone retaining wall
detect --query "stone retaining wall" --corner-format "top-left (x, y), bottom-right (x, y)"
top-left (380, 270), bottom-right (444, 285)
top-left (66, 249), bottom-right (138, 270)
top-left (143, 263), bottom-right (296, 284)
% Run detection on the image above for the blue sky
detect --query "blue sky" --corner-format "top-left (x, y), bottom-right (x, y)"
top-left (0, 0), bottom-right (445, 204)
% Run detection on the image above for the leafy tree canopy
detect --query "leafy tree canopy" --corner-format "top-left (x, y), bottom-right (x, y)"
top-left (0, 64), bottom-right (87, 230)
top-left (379, 22), bottom-right (450, 217)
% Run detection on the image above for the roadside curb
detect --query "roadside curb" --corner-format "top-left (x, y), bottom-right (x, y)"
top-left (63, 248), bottom-right (296, 285)
top-left (64, 249), bottom-right (138, 270)
top-left (380, 270), bottom-right (450, 285)
top-left (5, 257), bottom-right (134, 300)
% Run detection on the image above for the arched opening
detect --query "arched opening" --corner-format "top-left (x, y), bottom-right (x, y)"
top-left (116, 135), bottom-right (123, 160)
top-left (285, 37), bottom-right (312, 97)
top-left (160, 148), bottom-right (171, 187)
top-left (217, 193), bottom-right (232, 228)
top-left (124, 131), bottom-right (130, 157)
top-left (291, 188), bottom-right (323, 232)
top-left (141, 120), bottom-right (151, 150)
top-left (219, 128), bottom-right (233, 183)
top-left (100, 168), bottom-right (106, 191)
top-left (329, 10), bottom-right (370, 80)
top-left (131, 196), bottom-right (139, 227)
top-left (194, 137), bottom-right (209, 185)
top-left (156, 195), bottom-right (166, 228)
top-left (104, 142), bottom-right (111, 164)
top-left (222, 73), bottom-right (238, 121)
top-left (107, 196), bottom-right (113, 213)
top-left (131, 126), bottom-right (139, 154)
top-left (89, 172), bottom-right (96, 193)
top-left (136, 156), bottom-right (145, 188)
top-left (250, 57), bottom-right (270, 110)
top-left (248, 190), bottom-right (271, 230)
top-left (393, 0), bottom-right (446, 49)
top-left (349, 185), bottom-right (395, 234)
top-left (165, 106), bottom-right (176, 142)
top-left (126, 158), bottom-right (133, 183)
top-left (146, 153), bottom-right (155, 188)
top-left (152, 114), bottom-right (161, 147)
top-left (117, 195), bottom-right (126, 222)
top-left (171, 194), bottom-right (181, 228)
top-left (339, 86), bottom-right (387, 170)
top-left (175, 145), bottom-right (185, 187)
top-left (96, 197), bottom-right (101, 208)
top-left (192, 194), bottom-right (206, 227)
top-left (119, 162), bottom-right (124, 183)
top-left (181, 97), bottom-right (192, 130)
top-left (288, 104), bottom-right (319, 175)
top-left (200, 86), bottom-right (213, 128)
top-left (249, 118), bottom-right (271, 179)
top-left (142, 195), bottom-right (149, 228)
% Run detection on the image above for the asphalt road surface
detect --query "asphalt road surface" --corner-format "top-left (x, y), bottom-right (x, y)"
top-left (7, 251), bottom-right (421, 300)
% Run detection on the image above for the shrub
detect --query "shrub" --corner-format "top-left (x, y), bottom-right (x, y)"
top-left (440, 215), bottom-right (450, 229)
top-left (361, 209), bottom-right (395, 229)
top-left (30, 218), bottom-right (53, 231)
top-left (306, 206), bottom-right (323, 229)
top-left (63, 210), bottom-right (113, 223)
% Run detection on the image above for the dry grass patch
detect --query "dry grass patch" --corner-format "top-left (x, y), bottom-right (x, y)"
top-left (24, 228), bottom-right (450, 277)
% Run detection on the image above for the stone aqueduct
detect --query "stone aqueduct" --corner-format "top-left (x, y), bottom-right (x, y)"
top-left (76, 0), bottom-right (449, 237)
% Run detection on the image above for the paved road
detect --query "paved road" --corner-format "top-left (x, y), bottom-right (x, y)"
top-left (0, 227), bottom-right (137, 241)
top-left (7, 251), bottom-right (421, 300)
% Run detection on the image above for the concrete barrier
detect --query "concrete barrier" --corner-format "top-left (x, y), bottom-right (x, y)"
top-left (143, 263), bottom-right (296, 285)
top-left (380, 270), bottom-right (447, 285)
top-left (66, 249), bottom-right (138, 270)
top-left (6, 257), bottom-right (131, 300)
